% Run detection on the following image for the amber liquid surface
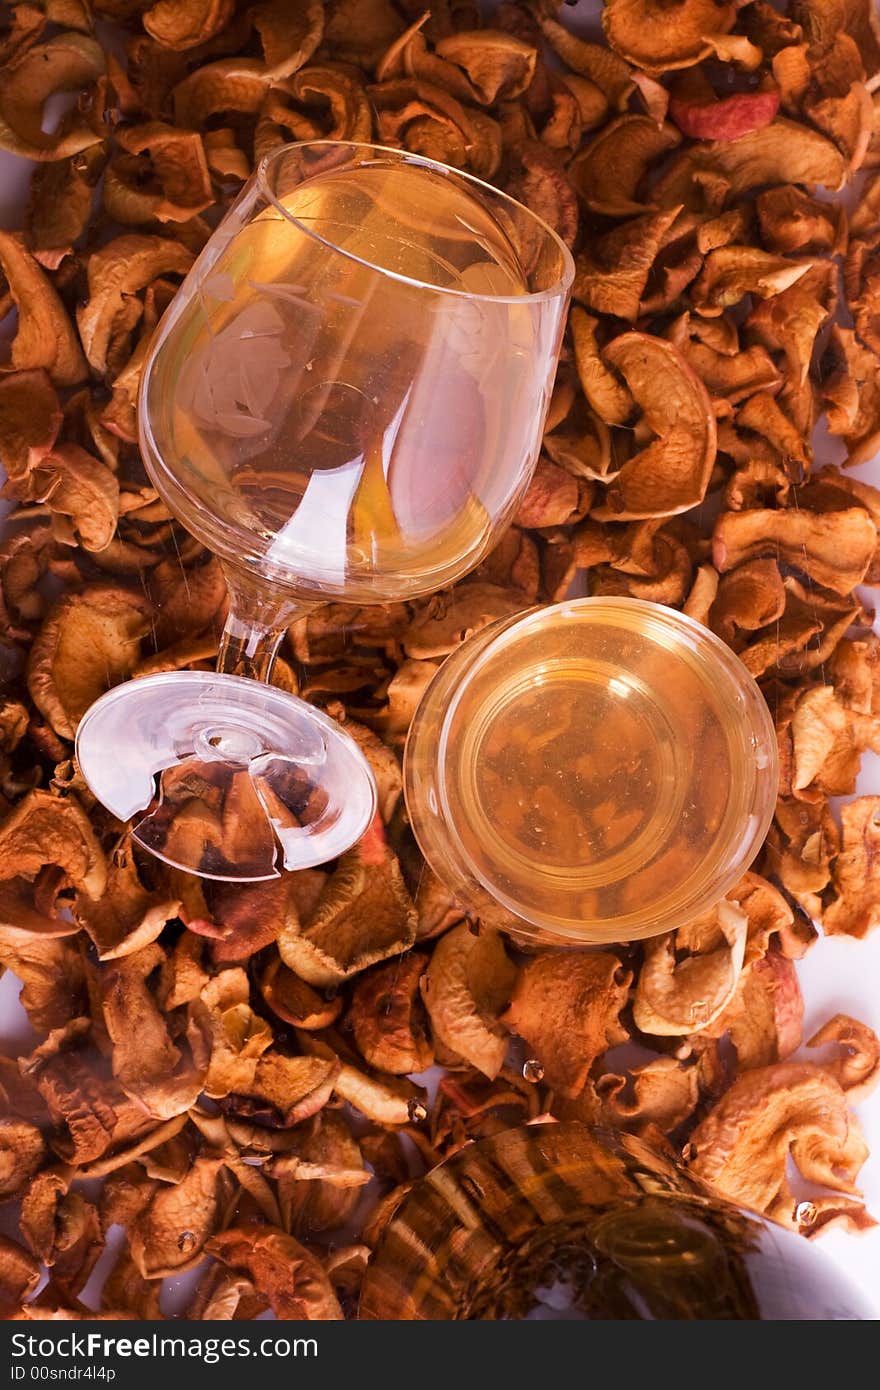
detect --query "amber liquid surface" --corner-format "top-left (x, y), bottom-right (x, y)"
top-left (144, 162), bottom-right (555, 601)
top-left (408, 600), bottom-right (775, 941)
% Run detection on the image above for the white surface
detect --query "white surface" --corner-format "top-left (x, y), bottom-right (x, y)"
top-left (0, 0), bottom-right (879, 1315)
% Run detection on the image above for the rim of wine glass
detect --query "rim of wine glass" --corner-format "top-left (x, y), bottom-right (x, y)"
top-left (253, 138), bottom-right (575, 304)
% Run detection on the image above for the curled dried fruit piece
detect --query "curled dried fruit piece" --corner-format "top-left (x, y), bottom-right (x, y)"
top-left (504, 951), bottom-right (631, 1097)
top-left (0, 370), bottom-right (61, 483)
top-left (0, 31), bottom-right (105, 161)
top-left (809, 1014), bottom-right (880, 1102)
top-left (100, 943), bottom-right (205, 1119)
top-left (602, 0), bottom-right (738, 73)
top-left (656, 119), bottom-right (847, 206)
top-left (225, 1050), bottom-right (339, 1128)
top-left (349, 951), bottom-right (433, 1075)
top-left (0, 1235), bottom-right (40, 1313)
top-left (105, 123), bottom-right (214, 225)
top-left (596, 1056), bottom-right (700, 1133)
top-left (76, 234), bottom-right (194, 377)
top-left (0, 1118), bottom-right (46, 1199)
top-left (27, 585), bottom-right (152, 739)
top-left (435, 31), bottom-right (537, 103)
top-left (591, 333), bottom-right (716, 520)
top-left (207, 1224), bottom-right (342, 1320)
top-left (75, 838), bottom-right (179, 959)
top-left (0, 790), bottom-right (105, 898)
top-left (129, 1158), bottom-right (234, 1278)
top-left (573, 206), bottom-right (682, 323)
top-left (256, 64), bottom-right (372, 157)
top-left (142, 0), bottom-right (235, 51)
top-left (713, 506), bottom-right (876, 596)
top-left (634, 901), bottom-right (748, 1037)
top-left (194, 968), bottom-right (274, 1098)
top-left (258, 953), bottom-right (341, 1030)
top-left (421, 924), bottom-right (516, 1080)
top-left (823, 796), bottom-right (880, 938)
top-left (279, 817), bottom-right (417, 987)
top-left (568, 115), bottom-right (680, 217)
top-left (0, 233), bottom-right (86, 387)
top-left (688, 1061), bottom-right (869, 1226)
top-left (270, 1113), bottom-right (368, 1235)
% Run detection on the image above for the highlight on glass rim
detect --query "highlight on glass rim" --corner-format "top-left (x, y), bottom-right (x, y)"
top-left (0, 0), bottom-right (878, 1332)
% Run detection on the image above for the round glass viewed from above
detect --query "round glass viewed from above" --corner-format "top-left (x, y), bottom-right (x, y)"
top-left (75, 140), bottom-right (574, 882)
top-left (404, 597), bottom-right (778, 944)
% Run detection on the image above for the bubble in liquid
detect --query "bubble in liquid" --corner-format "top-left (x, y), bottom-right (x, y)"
top-left (522, 1058), bottom-right (545, 1083)
top-left (177, 1230), bottom-right (197, 1253)
top-left (407, 1098), bottom-right (428, 1124)
top-left (795, 1201), bottom-right (817, 1229)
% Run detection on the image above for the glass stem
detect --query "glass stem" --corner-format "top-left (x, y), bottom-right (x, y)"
top-left (216, 562), bottom-right (313, 683)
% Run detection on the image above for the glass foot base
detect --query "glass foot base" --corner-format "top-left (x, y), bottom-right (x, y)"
top-left (75, 672), bottom-right (377, 881)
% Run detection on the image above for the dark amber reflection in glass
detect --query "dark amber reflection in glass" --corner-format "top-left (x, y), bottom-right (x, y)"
top-left (359, 1124), bottom-right (871, 1321)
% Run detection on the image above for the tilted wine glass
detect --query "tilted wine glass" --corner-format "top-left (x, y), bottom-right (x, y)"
top-left (76, 140), bottom-right (573, 882)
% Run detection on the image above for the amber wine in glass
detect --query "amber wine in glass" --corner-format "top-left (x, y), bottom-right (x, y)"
top-left (76, 142), bottom-right (573, 881)
top-left (404, 598), bottom-right (778, 944)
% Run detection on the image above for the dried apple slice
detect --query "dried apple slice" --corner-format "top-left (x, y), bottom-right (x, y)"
top-left (591, 333), bottom-right (716, 519)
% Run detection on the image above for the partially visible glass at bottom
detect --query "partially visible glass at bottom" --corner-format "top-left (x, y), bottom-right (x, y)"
top-left (359, 1124), bottom-right (872, 1320)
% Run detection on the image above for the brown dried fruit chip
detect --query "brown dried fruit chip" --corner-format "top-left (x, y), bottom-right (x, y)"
top-left (504, 951), bottom-right (631, 1097)
top-left (226, 1050), bottom-right (339, 1127)
top-left (26, 444), bottom-right (119, 554)
top-left (569, 307), bottom-right (634, 426)
top-left (101, 943), bottom-right (206, 1119)
top-left (702, 946), bottom-right (804, 1070)
top-left (349, 951), bottom-right (433, 1075)
top-left (757, 184), bottom-right (845, 255)
top-left (596, 1056), bottom-right (700, 1133)
top-left (688, 1061), bottom-right (869, 1226)
top-left (0, 31), bottom-right (105, 161)
top-left (142, 0), bottom-right (235, 51)
top-left (105, 122), bottom-right (214, 224)
top-left (0, 790), bottom-right (105, 898)
top-left (634, 900), bottom-right (748, 1038)
top-left (258, 952), bottom-right (342, 1030)
top-left (0, 233), bottom-right (86, 387)
top-left (531, 9), bottom-right (633, 108)
top-left (279, 817), bottom-right (417, 987)
top-left (591, 333), bottom-right (716, 520)
top-left (0, 370), bottom-right (61, 483)
top-left (713, 505), bottom-right (876, 596)
top-left (602, 0), bottom-right (737, 74)
top-left (0, 1235), bottom-right (40, 1312)
top-left (27, 586), bottom-right (152, 740)
top-left (206, 1224), bottom-right (342, 1320)
top-left (0, 1118), bottom-right (46, 1199)
top-left (691, 246), bottom-right (812, 315)
top-left (270, 1112), bottom-right (369, 1235)
top-left (20, 1171), bottom-right (102, 1299)
top-left (256, 64), bottom-right (372, 157)
top-left (76, 234), bottom-right (194, 376)
top-left (808, 1013), bottom-right (880, 1103)
top-left (129, 1157), bottom-right (234, 1278)
top-left (435, 31), bottom-right (537, 103)
top-left (194, 967), bottom-right (274, 1097)
top-left (421, 924), bottom-right (516, 1080)
top-left (573, 206), bottom-right (682, 323)
top-left (824, 796), bottom-right (880, 938)
top-left (655, 119), bottom-right (848, 207)
top-left (568, 114), bottom-right (681, 217)
top-left (75, 839), bottom-right (179, 959)
top-left (821, 325), bottom-right (880, 465)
